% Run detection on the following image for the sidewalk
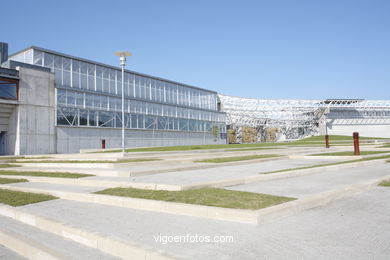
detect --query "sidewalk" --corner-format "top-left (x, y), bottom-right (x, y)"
top-left (10, 186), bottom-right (390, 260)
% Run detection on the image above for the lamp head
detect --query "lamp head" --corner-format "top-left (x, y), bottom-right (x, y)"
top-left (114, 51), bottom-right (132, 66)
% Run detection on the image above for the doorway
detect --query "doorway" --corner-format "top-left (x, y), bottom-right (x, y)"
top-left (0, 131), bottom-right (6, 155)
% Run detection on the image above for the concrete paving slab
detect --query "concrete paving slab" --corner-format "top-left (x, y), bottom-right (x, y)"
top-left (17, 187), bottom-right (390, 259)
top-left (6, 182), bottom-right (103, 193)
top-left (132, 158), bottom-right (345, 186)
top-left (0, 214), bottom-right (118, 260)
top-left (228, 163), bottom-right (390, 198)
top-left (0, 244), bottom-right (26, 260)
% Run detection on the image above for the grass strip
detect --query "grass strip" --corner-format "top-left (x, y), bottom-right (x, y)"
top-left (13, 158), bottom-right (161, 164)
top-left (0, 171), bottom-right (93, 178)
top-left (300, 135), bottom-right (389, 141)
top-left (379, 180), bottom-right (390, 187)
top-left (227, 147), bottom-right (281, 152)
top-left (0, 177), bottom-right (28, 184)
top-left (94, 187), bottom-right (295, 210)
top-left (92, 135), bottom-right (385, 153)
top-left (263, 154), bottom-right (390, 174)
top-left (0, 164), bottom-right (21, 168)
top-left (309, 151), bottom-right (390, 156)
top-left (195, 154), bottom-right (281, 163)
top-left (0, 189), bottom-right (58, 206)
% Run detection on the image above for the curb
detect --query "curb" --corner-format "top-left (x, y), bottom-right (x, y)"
top-left (0, 175), bottom-right (182, 191)
top-left (0, 205), bottom-right (176, 260)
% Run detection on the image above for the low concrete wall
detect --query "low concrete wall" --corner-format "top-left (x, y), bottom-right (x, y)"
top-left (327, 119), bottom-right (390, 138)
top-left (57, 126), bottom-right (226, 153)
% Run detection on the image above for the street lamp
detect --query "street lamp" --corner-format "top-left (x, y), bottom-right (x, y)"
top-left (114, 51), bottom-right (131, 154)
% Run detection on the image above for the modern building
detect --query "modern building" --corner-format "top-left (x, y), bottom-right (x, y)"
top-left (1, 41), bottom-right (389, 155)
top-left (219, 94), bottom-right (390, 142)
top-left (0, 43), bottom-right (227, 155)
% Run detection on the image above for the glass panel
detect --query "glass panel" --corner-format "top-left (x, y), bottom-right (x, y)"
top-left (54, 69), bottom-right (62, 86)
top-left (72, 60), bottom-right (80, 72)
top-left (57, 89), bottom-right (66, 105)
top-left (0, 80), bottom-right (17, 99)
top-left (94, 95), bottom-right (101, 109)
top-left (44, 53), bottom-right (54, 69)
top-left (88, 75), bottom-right (95, 91)
top-left (98, 111), bottom-right (114, 127)
top-left (131, 114), bottom-right (138, 128)
top-left (33, 50), bottom-right (43, 66)
top-left (89, 110), bottom-right (97, 126)
top-left (80, 74), bottom-right (87, 89)
top-left (138, 114), bottom-right (144, 128)
top-left (87, 64), bottom-right (95, 76)
top-left (145, 115), bottom-right (156, 129)
top-left (25, 50), bottom-right (33, 64)
top-left (63, 71), bottom-right (71, 87)
top-left (72, 72), bottom-right (80, 88)
top-left (85, 94), bottom-right (93, 108)
top-left (63, 58), bottom-right (71, 71)
top-left (57, 107), bottom-right (77, 126)
top-left (54, 55), bottom-right (62, 69)
top-left (79, 109), bottom-right (88, 126)
top-left (80, 62), bottom-right (87, 74)
top-left (66, 91), bottom-right (75, 106)
top-left (179, 119), bottom-right (189, 131)
top-left (76, 92), bottom-right (84, 107)
top-left (115, 112), bottom-right (122, 128)
top-left (101, 95), bottom-right (108, 110)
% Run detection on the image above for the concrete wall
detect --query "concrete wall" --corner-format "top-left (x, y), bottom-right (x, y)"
top-left (57, 126), bottom-right (226, 153)
top-left (6, 67), bottom-right (56, 155)
top-left (326, 119), bottom-right (390, 138)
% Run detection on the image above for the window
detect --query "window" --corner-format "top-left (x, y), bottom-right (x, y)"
top-left (0, 77), bottom-right (18, 100)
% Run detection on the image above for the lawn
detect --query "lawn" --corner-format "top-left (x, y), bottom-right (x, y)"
top-left (94, 187), bottom-right (295, 210)
top-left (309, 151), bottom-right (390, 156)
top-left (0, 177), bottom-right (28, 184)
top-left (0, 164), bottom-right (21, 168)
top-left (0, 189), bottom-right (58, 206)
top-left (227, 147), bottom-right (281, 152)
top-left (0, 171), bottom-right (93, 178)
top-left (299, 135), bottom-right (389, 142)
top-left (99, 143), bottom-right (293, 153)
top-left (90, 135), bottom-right (385, 153)
top-left (195, 154), bottom-right (281, 163)
top-left (13, 158), bottom-right (161, 164)
top-left (379, 180), bottom-right (390, 187)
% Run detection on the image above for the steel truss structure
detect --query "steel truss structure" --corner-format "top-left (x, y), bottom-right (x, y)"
top-left (218, 94), bottom-right (390, 141)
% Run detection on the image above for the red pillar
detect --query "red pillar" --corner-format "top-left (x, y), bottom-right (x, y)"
top-left (325, 135), bottom-right (330, 148)
top-left (353, 132), bottom-right (360, 156)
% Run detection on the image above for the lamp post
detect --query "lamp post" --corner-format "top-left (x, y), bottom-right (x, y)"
top-left (114, 51), bottom-right (131, 154)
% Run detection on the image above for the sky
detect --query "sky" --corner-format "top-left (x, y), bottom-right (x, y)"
top-left (2, 0), bottom-right (390, 100)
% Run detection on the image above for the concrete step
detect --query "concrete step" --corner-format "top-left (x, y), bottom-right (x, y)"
top-left (0, 214), bottom-right (118, 260)
top-left (0, 204), bottom-right (176, 260)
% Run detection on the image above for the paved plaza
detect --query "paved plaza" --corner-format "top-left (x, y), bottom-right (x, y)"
top-left (0, 144), bottom-right (389, 259)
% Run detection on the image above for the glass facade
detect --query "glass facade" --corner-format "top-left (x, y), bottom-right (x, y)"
top-left (10, 48), bottom-right (226, 135)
